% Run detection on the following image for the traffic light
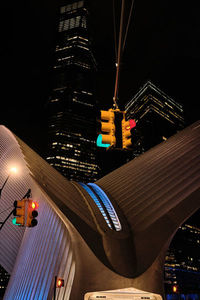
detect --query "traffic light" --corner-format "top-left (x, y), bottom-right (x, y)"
top-left (97, 109), bottom-right (116, 149)
top-left (12, 200), bottom-right (25, 226)
top-left (172, 285), bottom-right (178, 293)
top-left (122, 117), bottom-right (136, 149)
top-left (96, 109), bottom-right (136, 150)
top-left (26, 200), bottom-right (38, 227)
top-left (56, 278), bottom-right (64, 288)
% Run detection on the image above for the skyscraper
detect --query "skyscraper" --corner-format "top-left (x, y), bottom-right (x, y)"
top-left (165, 224), bottom-right (200, 299)
top-left (125, 81), bottom-right (185, 157)
top-left (0, 265), bottom-right (10, 299)
top-left (46, 0), bottom-right (100, 182)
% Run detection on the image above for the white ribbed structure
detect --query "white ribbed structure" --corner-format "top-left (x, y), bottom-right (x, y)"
top-left (0, 122), bottom-right (200, 299)
top-left (0, 126), bottom-right (75, 300)
top-left (0, 126), bottom-right (28, 273)
top-left (4, 197), bottom-right (75, 300)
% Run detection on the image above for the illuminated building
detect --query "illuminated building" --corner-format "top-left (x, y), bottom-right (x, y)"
top-left (46, 0), bottom-right (100, 182)
top-left (0, 265), bottom-right (10, 299)
top-left (164, 224), bottom-right (200, 299)
top-left (125, 81), bottom-right (185, 157)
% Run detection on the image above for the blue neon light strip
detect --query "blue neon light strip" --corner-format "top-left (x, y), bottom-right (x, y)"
top-left (79, 183), bottom-right (112, 228)
top-left (88, 183), bottom-right (122, 231)
top-left (79, 182), bottom-right (121, 231)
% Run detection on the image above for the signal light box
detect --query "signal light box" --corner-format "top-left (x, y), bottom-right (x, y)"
top-left (96, 108), bottom-right (136, 150)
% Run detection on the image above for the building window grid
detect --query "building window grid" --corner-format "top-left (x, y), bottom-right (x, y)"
top-left (47, 1), bottom-right (99, 183)
top-left (58, 15), bottom-right (86, 33)
top-left (60, 1), bottom-right (84, 14)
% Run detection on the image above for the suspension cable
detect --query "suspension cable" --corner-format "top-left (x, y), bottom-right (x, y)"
top-left (113, 0), bottom-right (125, 109)
top-left (112, 0), bottom-right (118, 61)
top-left (122, 0), bottom-right (135, 52)
top-left (112, 0), bottom-right (135, 110)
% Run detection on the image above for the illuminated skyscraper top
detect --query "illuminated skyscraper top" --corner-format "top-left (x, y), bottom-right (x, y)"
top-left (46, 0), bottom-right (100, 182)
top-left (125, 81), bottom-right (185, 156)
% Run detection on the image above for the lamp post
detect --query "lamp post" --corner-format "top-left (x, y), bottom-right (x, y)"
top-left (0, 167), bottom-right (17, 199)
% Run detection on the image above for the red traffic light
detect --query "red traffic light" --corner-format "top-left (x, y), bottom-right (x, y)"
top-left (129, 119), bottom-right (136, 129)
top-left (124, 119), bottom-right (136, 130)
top-left (56, 278), bottom-right (64, 288)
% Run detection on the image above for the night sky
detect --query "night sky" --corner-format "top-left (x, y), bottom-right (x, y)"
top-left (1, 0), bottom-right (200, 156)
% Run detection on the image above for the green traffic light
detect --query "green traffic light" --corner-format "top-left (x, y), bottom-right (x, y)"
top-left (12, 217), bottom-right (20, 226)
top-left (96, 134), bottom-right (110, 148)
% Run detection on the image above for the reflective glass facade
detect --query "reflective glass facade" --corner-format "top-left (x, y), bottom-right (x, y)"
top-left (46, 0), bottom-right (100, 182)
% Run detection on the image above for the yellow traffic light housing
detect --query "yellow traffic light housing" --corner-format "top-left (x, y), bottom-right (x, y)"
top-left (12, 200), bottom-right (25, 226)
top-left (97, 109), bottom-right (116, 148)
top-left (122, 115), bottom-right (136, 149)
top-left (26, 200), bottom-right (38, 227)
top-left (97, 109), bottom-right (136, 150)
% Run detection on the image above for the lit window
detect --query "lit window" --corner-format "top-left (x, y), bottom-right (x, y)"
top-left (58, 16), bottom-right (82, 32)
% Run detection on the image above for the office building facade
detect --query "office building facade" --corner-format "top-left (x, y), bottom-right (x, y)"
top-left (0, 265), bottom-right (10, 300)
top-left (165, 224), bottom-right (200, 299)
top-left (125, 81), bottom-right (185, 157)
top-left (46, 0), bottom-right (100, 182)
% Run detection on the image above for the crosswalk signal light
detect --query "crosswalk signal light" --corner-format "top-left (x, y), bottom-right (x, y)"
top-left (122, 116), bottom-right (136, 149)
top-left (97, 109), bottom-right (116, 149)
top-left (26, 200), bottom-right (38, 227)
top-left (12, 200), bottom-right (25, 226)
top-left (56, 278), bottom-right (64, 288)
